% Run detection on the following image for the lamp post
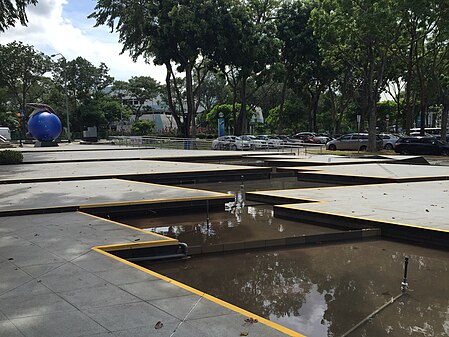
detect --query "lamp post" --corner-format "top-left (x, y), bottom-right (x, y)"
top-left (51, 53), bottom-right (71, 143)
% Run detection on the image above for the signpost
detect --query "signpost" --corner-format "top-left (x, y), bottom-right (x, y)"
top-left (218, 112), bottom-right (225, 137)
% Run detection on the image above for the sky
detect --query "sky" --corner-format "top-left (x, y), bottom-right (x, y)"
top-left (0, 0), bottom-right (166, 82)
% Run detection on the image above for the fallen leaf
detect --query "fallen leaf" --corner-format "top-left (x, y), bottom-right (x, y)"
top-left (240, 332), bottom-right (248, 336)
top-left (154, 321), bottom-right (163, 330)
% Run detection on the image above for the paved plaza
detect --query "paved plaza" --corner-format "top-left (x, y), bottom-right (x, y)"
top-left (275, 162), bottom-right (449, 184)
top-left (0, 144), bottom-right (447, 337)
top-left (0, 160), bottom-right (271, 184)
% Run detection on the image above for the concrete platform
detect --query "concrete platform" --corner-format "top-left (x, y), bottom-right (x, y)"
top-left (0, 212), bottom-right (294, 337)
top-left (250, 154), bottom-right (427, 167)
top-left (0, 179), bottom-right (234, 216)
top-left (278, 163), bottom-right (449, 184)
top-left (247, 180), bottom-right (449, 247)
top-left (0, 160), bottom-right (271, 184)
top-left (19, 148), bottom-right (276, 164)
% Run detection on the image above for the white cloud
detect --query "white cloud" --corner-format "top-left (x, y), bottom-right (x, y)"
top-left (0, 0), bottom-right (166, 82)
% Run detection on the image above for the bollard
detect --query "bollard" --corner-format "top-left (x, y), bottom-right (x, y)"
top-left (401, 256), bottom-right (409, 292)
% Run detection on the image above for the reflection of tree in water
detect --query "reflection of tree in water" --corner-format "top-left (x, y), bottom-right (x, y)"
top-left (150, 242), bottom-right (449, 337)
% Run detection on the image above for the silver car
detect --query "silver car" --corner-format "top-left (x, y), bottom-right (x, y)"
top-left (326, 133), bottom-right (383, 151)
top-left (379, 133), bottom-right (399, 150)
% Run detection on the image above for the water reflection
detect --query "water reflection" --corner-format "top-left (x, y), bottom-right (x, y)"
top-left (148, 241), bottom-right (449, 337)
top-left (116, 201), bottom-right (339, 246)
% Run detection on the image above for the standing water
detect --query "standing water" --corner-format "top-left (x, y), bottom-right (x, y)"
top-left (145, 241), bottom-right (449, 337)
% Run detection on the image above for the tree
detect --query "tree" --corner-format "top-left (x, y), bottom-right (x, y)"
top-left (0, 0), bottom-right (38, 32)
top-left (0, 41), bottom-right (51, 115)
top-left (211, 0), bottom-right (281, 135)
top-left (131, 120), bottom-right (155, 135)
top-left (312, 0), bottom-right (400, 151)
top-left (277, 1), bottom-right (330, 133)
top-left (52, 56), bottom-right (114, 131)
top-left (112, 76), bottom-right (161, 121)
top-left (90, 0), bottom-right (233, 137)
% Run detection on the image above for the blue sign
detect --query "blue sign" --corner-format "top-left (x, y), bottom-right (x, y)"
top-left (218, 115), bottom-right (225, 137)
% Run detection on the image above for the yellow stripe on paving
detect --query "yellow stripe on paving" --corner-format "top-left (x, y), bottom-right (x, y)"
top-left (277, 205), bottom-right (449, 233)
top-left (92, 244), bottom-right (306, 337)
top-left (80, 211), bottom-right (306, 336)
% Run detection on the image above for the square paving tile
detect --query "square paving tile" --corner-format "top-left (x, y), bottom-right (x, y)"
top-left (0, 292), bottom-right (75, 320)
top-left (59, 283), bottom-right (140, 309)
top-left (83, 301), bottom-right (179, 332)
top-left (39, 263), bottom-right (108, 292)
top-left (0, 320), bottom-right (24, 337)
top-left (94, 265), bottom-right (157, 285)
top-left (148, 294), bottom-right (202, 320)
top-left (10, 310), bottom-right (107, 337)
top-left (119, 279), bottom-right (191, 301)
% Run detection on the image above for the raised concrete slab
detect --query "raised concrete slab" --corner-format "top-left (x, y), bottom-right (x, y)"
top-left (248, 180), bottom-right (449, 246)
top-left (0, 179), bottom-right (233, 215)
top-left (276, 163), bottom-right (449, 184)
top-left (0, 160), bottom-right (271, 184)
top-left (249, 154), bottom-right (427, 167)
top-left (19, 148), bottom-right (276, 163)
top-left (0, 212), bottom-right (295, 337)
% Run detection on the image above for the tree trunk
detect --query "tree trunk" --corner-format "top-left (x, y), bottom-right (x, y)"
top-left (164, 64), bottom-right (184, 136)
top-left (185, 62), bottom-right (195, 138)
top-left (441, 100), bottom-right (448, 143)
top-left (277, 74), bottom-right (288, 134)
top-left (236, 77), bottom-right (248, 135)
top-left (404, 39), bottom-right (415, 135)
top-left (367, 45), bottom-right (377, 152)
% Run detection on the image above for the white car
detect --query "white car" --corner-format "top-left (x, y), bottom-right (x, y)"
top-left (255, 135), bottom-right (283, 148)
top-left (239, 135), bottom-right (269, 149)
top-left (212, 136), bottom-right (251, 150)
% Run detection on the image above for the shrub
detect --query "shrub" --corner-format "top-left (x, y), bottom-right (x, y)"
top-left (0, 150), bottom-right (23, 165)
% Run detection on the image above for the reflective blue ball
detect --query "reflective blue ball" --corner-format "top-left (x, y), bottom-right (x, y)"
top-left (27, 111), bottom-right (62, 142)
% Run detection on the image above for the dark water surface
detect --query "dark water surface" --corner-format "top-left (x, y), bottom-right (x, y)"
top-left (114, 177), bottom-right (341, 246)
top-left (146, 241), bottom-right (449, 337)
top-left (176, 176), bottom-right (337, 193)
top-left (116, 204), bottom-right (340, 246)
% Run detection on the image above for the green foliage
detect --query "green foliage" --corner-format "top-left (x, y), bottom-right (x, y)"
top-left (206, 103), bottom-right (254, 131)
top-left (131, 120), bottom-right (155, 135)
top-left (112, 76), bottom-right (161, 120)
top-left (0, 41), bottom-right (52, 111)
top-left (0, 0), bottom-right (37, 32)
top-left (266, 99), bottom-right (308, 134)
top-left (0, 150), bottom-right (23, 165)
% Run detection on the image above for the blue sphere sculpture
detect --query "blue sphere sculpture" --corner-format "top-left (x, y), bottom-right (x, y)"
top-left (27, 111), bottom-right (62, 142)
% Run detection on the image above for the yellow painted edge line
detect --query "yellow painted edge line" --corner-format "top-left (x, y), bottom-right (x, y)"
top-left (277, 204), bottom-right (449, 234)
top-left (78, 211), bottom-right (177, 241)
top-left (80, 212), bottom-right (305, 335)
top-left (92, 247), bottom-right (305, 337)
top-left (79, 195), bottom-right (233, 209)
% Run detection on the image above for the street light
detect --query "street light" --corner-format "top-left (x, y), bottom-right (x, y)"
top-left (51, 53), bottom-right (71, 143)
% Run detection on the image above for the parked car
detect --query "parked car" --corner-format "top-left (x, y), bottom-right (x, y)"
top-left (239, 135), bottom-right (269, 149)
top-left (326, 133), bottom-right (383, 151)
top-left (277, 135), bottom-right (301, 145)
top-left (394, 136), bottom-right (449, 155)
top-left (379, 133), bottom-right (399, 150)
top-left (292, 132), bottom-right (316, 143)
top-left (211, 136), bottom-right (251, 151)
top-left (255, 135), bottom-right (283, 148)
top-left (312, 133), bottom-right (333, 144)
